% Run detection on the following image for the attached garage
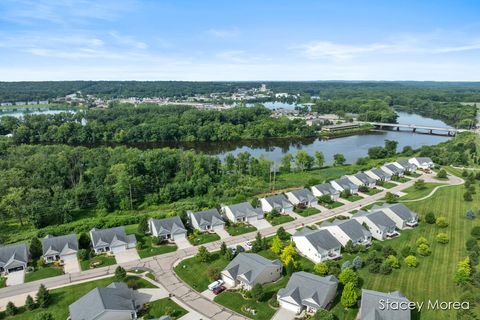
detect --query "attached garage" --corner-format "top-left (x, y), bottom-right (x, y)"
top-left (61, 254), bottom-right (77, 262)
top-left (172, 233), bottom-right (186, 241)
top-left (279, 300), bottom-right (301, 314)
top-left (111, 245), bottom-right (127, 253)
top-left (221, 273), bottom-right (237, 287)
top-left (8, 266), bottom-right (25, 273)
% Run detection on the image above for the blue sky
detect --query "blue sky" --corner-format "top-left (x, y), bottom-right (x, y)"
top-left (1, 0), bottom-right (480, 81)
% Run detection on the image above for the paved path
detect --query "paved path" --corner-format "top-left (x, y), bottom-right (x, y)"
top-left (399, 173), bottom-right (464, 203)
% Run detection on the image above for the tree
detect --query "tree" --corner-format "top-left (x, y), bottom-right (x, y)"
top-left (314, 151), bottom-right (325, 168)
top-left (252, 232), bottom-right (265, 252)
top-left (471, 226), bottom-right (480, 240)
top-left (464, 191), bottom-right (473, 201)
top-left (220, 242), bottom-right (227, 256)
top-left (137, 216), bottom-right (149, 234)
top-left (280, 243), bottom-right (298, 268)
top-left (34, 312), bottom-right (55, 320)
top-left (404, 255), bottom-right (418, 267)
top-left (250, 283), bottom-right (264, 301)
top-left (78, 232), bottom-right (91, 250)
top-left (414, 179), bottom-right (426, 190)
top-left (36, 284), bottom-right (51, 308)
top-left (312, 309), bottom-right (335, 320)
top-left (5, 301), bottom-right (17, 316)
top-left (207, 267), bottom-right (220, 281)
top-left (382, 245), bottom-right (397, 258)
top-left (270, 236), bottom-right (283, 255)
top-left (454, 257), bottom-right (471, 285)
top-left (344, 240), bottom-right (355, 253)
top-left (196, 246), bottom-right (210, 262)
top-left (295, 150), bottom-right (314, 171)
top-left (436, 233), bottom-right (449, 244)
top-left (30, 237), bottom-right (43, 261)
top-left (114, 266), bottom-right (127, 281)
top-left (286, 259), bottom-right (295, 276)
top-left (416, 237), bottom-right (429, 247)
top-left (436, 169), bottom-right (447, 179)
top-left (276, 227), bottom-right (289, 241)
top-left (333, 154), bottom-right (346, 166)
top-left (384, 192), bottom-right (397, 204)
top-left (417, 244), bottom-right (431, 256)
top-left (339, 268), bottom-right (359, 286)
top-left (25, 294), bottom-right (36, 310)
top-left (341, 261), bottom-right (352, 270)
top-left (341, 282), bottom-right (358, 308)
top-left (425, 212), bottom-right (436, 224)
top-left (379, 261), bottom-right (393, 275)
top-left (314, 262), bottom-right (329, 276)
top-left (384, 139), bottom-right (398, 155)
top-left (436, 217), bottom-right (449, 228)
top-left (280, 154), bottom-right (293, 173)
top-left (400, 246), bottom-right (415, 258)
top-left (385, 255), bottom-right (400, 269)
top-left (352, 256), bottom-right (363, 269)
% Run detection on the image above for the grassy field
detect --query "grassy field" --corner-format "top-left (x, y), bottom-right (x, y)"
top-left (214, 291), bottom-right (277, 320)
top-left (143, 297), bottom-right (188, 319)
top-left (382, 181), bottom-right (398, 189)
top-left (342, 194), bottom-right (364, 202)
top-left (267, 215), bottom-right (294, 226)
top-left (399, 183), bottom-right (444, 201)
top-left (124, 223), bottom-right (177, 258)
top-left (80, 254), bottom-right (116, 271)
top-left (188, 232), bottom-right (220, 245)
top-left (365, 188), bottom-right (382, 195)
top-left (320, 201), bottom-right (344, 209)
top-left (25, 265), bottom-right (64, 282)
top-left (294, 207), bottom-right (320, 217)
top-left (226, 224), bottom-right (257, 236)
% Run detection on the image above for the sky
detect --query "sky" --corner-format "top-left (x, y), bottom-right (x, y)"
top-left (1, 0), bottom-right (480, 81)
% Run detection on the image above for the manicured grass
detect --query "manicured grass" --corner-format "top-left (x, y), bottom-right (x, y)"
top-left (360, 201), bottom-right (384, 211)
top-left (25, 265), bottom-right (64, 282)
top-left (124, 223), bottom-right (178, 258)
top-left (174, 253), bottom-right (230, 291)
top-left (399, 183), bottom-right (444, 201)
top-left (226, 223), bottom-right (257, 236)
top-left (124, 275), bottom-right (158, 288)
top-left (188, 232), bottom-right (221, 245)
top-left (143, 297), bottom-right (188, 319)
top-left (294, 207), bottom-right (320, 217)
top-left (214, 291), bottom-right (276, 320)
top-left (381, 182), bottom-right (398, 189)
top-left (342, 194), bottom-right (364, 202)
top-left (267, 214), bottom-right (294, 226)
top-left (319, 201), bottom-right (344, 209)
top-left (80, 254), bottom-right (116, 271)
top-left (365, 187), bottom-right (382, 195)
top-left (392, 176), bottom-right (411, 183)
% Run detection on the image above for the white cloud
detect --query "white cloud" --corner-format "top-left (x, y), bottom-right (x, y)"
top-left (296, 41), bottom-right (393, 60)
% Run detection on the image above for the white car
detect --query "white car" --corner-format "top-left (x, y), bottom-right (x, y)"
top-left (208, 279), bottom-right (224, 291)
top-left (244, 241), bottom-right (253, 250)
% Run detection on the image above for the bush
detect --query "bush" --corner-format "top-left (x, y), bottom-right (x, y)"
top-left (314, 262), bottom-right (329, 276)
top-left (436, 169), bottom-right (447, 179)
top-left (400, 246), bottom-right (415, 257)
top-left (404, 255), bottom-right (418, 267)
top-left (425, 212), bottom-right (436, 224)
top-left (382, 245), bottom-right (397, 258)
top-left (358, 185), bottom-right (369, 193)
top-left (466, 238), bottom-right (478, 251)
top-left (385, 255), bottom-right (400, 269)
top-left (114, 266), bottom-right (127, 281)
top-left (340, 282), bottom-right (358, 308)
top-left (368, 262), bottom-right (381, 274)
top-left (33, 312), bottom-right (55, 320)
top-left (207, 267), bottom-right (220, 281)
top-left (251, 283), bottom-right (264, 301)
top-left (78, 249), bottom-right (89, 261)
top-left (25, 294), bottom-right (36, 310)
top-left (5, 301), bottom-right (17, 316)
top-left (465, 209), bottom-right (475, 220)
top-left (196, 246), bottom-right (210, 262)
top-left (416, 237), bottom-right (429, 247)
top-left (352, 256), bottom-right (363, 269)
top-left (384, 192), bottom-right (398, 204)
top-left (276, 227), bottom-right (290, 241)
top-left (339, 268), bottom-right (359, 286)
top-left (313, 309), bottom-right (335, 320)
top-left (417, 244), bottom-right (431, 256)
top-left (127, 279), bottom-right (138, 289)
top-left (436, 233), bottom-right (449, 244)
top-left (436, 217), bottom-right (449, 228)
top-left (341, 261), bottom-right (352, 270)
top-left (379, 261), bottom-right (393, 275)
top-left (36, 284), bottom-right (50, 308)
top-left (471, 226), bottom-right (480, 240)
top-left (414, 179), bottom-right (427, 190)
top-left (464, 191), bottom-right (473, 201)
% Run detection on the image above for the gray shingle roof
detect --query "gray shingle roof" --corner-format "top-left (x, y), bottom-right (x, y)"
top-left (294, 228), bottom-right (341, 254)
top-left (90, 227), bottom-right (132, 248)
top-left (149, 216), bottom-right (186, 237)
top-left (320, 219), bottom-right (371, 243)
top-left (69, 282), bottom-right (137, 320)
top-left (223, 253), bottom-right (282, 285)
top-left (224, 202), bottom-right (262, 219)
top-left (0, 243), bottom-right (28, 270)
top-left (313, 183), bottom-right (339, 196)
top-left (352, 172), bottom-right (376, 185)
top-left (360, 289), bottom-right (411, 320)
top-left (42, 234), bottom-right (78, 256)
top-left (370, 168), bottom-right (392, 179)
top-left (287, 188), bottom-right (316, 203)
top-left (396, 160), bottom-right (416, 170)
top-left (334, 178), bottom-right (358, 191)
top-left (189, 209), bottom-right (225, 228)
top-left (385, 163), bottom-right (403, 175)
top-left (278, 272), bottom-right (339, 309)
top-left (263, 194), bottom-right (293, 209)
top-left (355, 210), bottom-right (396, 232)
top-left (372, 203), bottom-right (418, 222)
top-left (413, 157), bottom-right (433, 164)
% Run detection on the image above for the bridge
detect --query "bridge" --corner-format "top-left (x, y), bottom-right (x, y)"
top-left (365, 122), bottom-right (468, 136)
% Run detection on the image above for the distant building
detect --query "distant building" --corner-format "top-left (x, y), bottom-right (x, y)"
top-left (352, 210), bottom-right (398, 241)
top-left (89, 227), bottom-right (137, 254)
top-left (408, 157), bottom-right (434, 169)
top-left (318, 219), bottom-right (372, 247)
top-left (259, 194), bottom-right (294, 214)
top-left (321, 122), bottom-right (360, 132)
top-left (311, 183), bottom-right (340, 201)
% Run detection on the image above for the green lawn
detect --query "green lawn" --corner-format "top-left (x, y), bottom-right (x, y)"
top-left (381, 182), bottom-right (398, 189)
top-left (226, 223), bottom-right (257, 236)
top-left (319, 201), bottom-right (344, 209)
top-left (214, 291), bottom-right (277, 320)
top-left (342, 194), bottom-right (364, 202)
top-left (124, 223), bottom-right (178, 258)
top-left (360, 201), bottom-right (385, 211)
top-left (188, 232), bottom-right (221, 245)
top-left (399, 183), bottom-right (444, 201)
top-left (174, 252), bottom-right (230, 291)
top-left (294, 207), bottom-right (320, 217)
top-left (267, 214), bottom-right (294, 226)
top-left (365, 188), bottom-right (382, 195)
top-left (143, 297), bottom-right (188, 319)
top-left (124, 275), bottom-right (158, 288)
top-left (25, 265), bottom-right (64, 283)
top-left (80, 254), bottom-right (116, 271)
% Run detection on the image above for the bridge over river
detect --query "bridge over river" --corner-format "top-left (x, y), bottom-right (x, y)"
top-left (365, 122), bottom-right (469, 136)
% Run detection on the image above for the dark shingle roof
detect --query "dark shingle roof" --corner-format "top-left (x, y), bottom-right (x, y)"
top-left (263, 194), bottom-right (293, 209)
top-left (42, 234), bottom-right (78, 256)
top-left (353, 172), bottom-right (376, 185)
top-left (223, 253), bottom-right (282, 285)
top-left (294, 228), bottom-right (341, 254)
top-left (320, 219), bottom-right (371, 243)
top-left (287, 188), bottom-right (316, 203)
top-left (334, 178), bottom-right (358, 191)
top-left (355, 210), bottom-right (396, 232)
top-left (0, 243), bottom-right (28, 269)
top-left (372, 203), bottom-right (418, 222)
top-left (224, 202), bottom-right (262, 219)
top-left (360, 289), bottom-right (411, 320)
top-left (189, 208), bottom-right (225, 227)
top-left (149, 216), bottom-right (186, 236)
top-left (90, 227), bottom-right (131, 248)
top-left (313, 183), bottom-right (339, 195)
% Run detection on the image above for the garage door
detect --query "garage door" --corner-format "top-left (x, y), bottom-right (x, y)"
top-left (62, 254), bottom-right (77, 261)
top-left (213, 224), bottom-right (224, 230)
top-left (173, 233), bottom-right (186, 241)
top-left (8, 266), bottom-right (24, 273)
top-left (111, 245), bottom-right (126, 253)
top-left (279, 300), bottom-right (301, 313)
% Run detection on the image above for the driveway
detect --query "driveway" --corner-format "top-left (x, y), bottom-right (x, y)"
top-left (250, 219), bottom-right (272, 230)
top-left (272, 308), bottom-right (297, 320)
top-left (175, 237), bottom-right (192, 250)
top-left (200, 289), bottom-right (216, 301)
top-left (6, 271), bottom-right (24, 286)
top-left (115, 249), bottom-right (140, 264)
top-left (214, 228), bottom-right (230, 239)
top-left (63, 258), bottom-right (81, 273)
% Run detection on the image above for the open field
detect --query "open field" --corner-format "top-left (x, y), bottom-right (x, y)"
top-left (399, 183), bottom-right (444, 201)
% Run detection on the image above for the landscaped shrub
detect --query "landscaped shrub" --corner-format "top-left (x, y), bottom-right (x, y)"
top-left (379, 261), bottom-right (393, 275)
top-left (425, 212), bottom-right (436, 224)
top-left (417, 244), bottom-right (432, 256)
top-left (436, 233), bottom-right (449, 244)
top-left (471, 226), bottom-right (480, 240)
top-left (385, 255), bottom-right (400, 269)
top-left (436, 217), bottom-right (449, 228)
top-left (404, 255), bottom-right (418, 267)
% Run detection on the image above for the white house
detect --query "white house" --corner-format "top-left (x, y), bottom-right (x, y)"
top-left (365, 168), bottom-right (392, 182)
top-left (352, 210), bottom-right (398, 241)
top-left (187, 209), bottom-right (225, 231)
top-left (346, 172), bottom-right (376, 188)
top-left (292, 228), bottom-right (342, 263)
top-left (318, 219), bottom-right (372, 247)
top-left (381, 163), bottom-right (405, 176)
top-left (148, 216), bottom-right (187, 241)
top-left (393, 159), bottom-right (417, 172)
top-left (311, 183), bottom-right (340, 201)
top-left (42, 234), bottom-right (78, 263)
top-left (409, 157), bottom-right (434, 169)
top-left (330, 178), bottom-right (359, 194)
top-left (285, 188), bottom-right (318, 207)
top-left (259, 194), bottom-right (294, 214)
top-left (221, 202), bottom-right (264, 223)
top-left (370, 204), bottom-right (418, 229)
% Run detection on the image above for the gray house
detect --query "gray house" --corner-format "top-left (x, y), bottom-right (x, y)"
top-left (42, 234), bottom-right (78, 263)
top-left (285, 188), bottom-right (318, 207)
top-left (221, 253), bottom-right (283, 290)
top-left (348, 172), bottom-right (376, 188)
top-left (359, 289), bottom-right (411, 320)
top-left (188, 208), bottom-right (225, 231)
top-left (394, 159), bottom-right (417, 172)
top-left (382, 163), bottom-right (405, 176)
top-left (69, 282), bottom-right (139, 320)
top-left (319, 219), bottom-right (371, 247)
top-left (0, 243), bottom-right (28, 274)
top-left (221, 202), bottom-right (264, 223)
top-left (371, 203), bottom-right (418, 229)
top-left (292, 228), bottom-right (342, 263)
top-left (352, 210), bottom-right (398, 241)
top-left (148, 216), bottom-right (187, 241)
top-left (90, 227), bottom-right (137, 254)
top-left (365, 168), bottom-right (392, 182)
top-left (311, 183), bottom-right (340, 201)
top-left (277, 272), bottom-right (339, 314)
top-left (259, 194), bottom-right (294, 214)
top-left (330, 177), bottom-right (359, 194)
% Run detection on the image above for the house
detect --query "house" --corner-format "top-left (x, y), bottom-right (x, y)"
top-left (409, 157), bottom-right (434, 169)
top-left (346, 172), bottom-right (376, 188)
top-left (259, 194), bottom-right (294, 214)
top-left (221, 202), bottom-right (264, 223)
top-left (292, 228), bottom-right (342, 263)
top-left (311, 183), bottom-right (340, 201)
top-left (277, 272), bottom-right (338, 314)
top-left (318, 219), bottom-right (371, 247)
top-left (148, 216), bottom-right (187, 241)
top-left (42, 234), bottom-right (78, 263)
top-left (221, 253), bottom-right (283, 290)
top-left (69, 282), bottom-right (140, 320)
top-left (381, 163), bottom-right (405, 176)
top-left (371, 203), bottom-right (418, 229)
top-left (90, 227), bottom-right (137, 254)
top-left (188, 208), bottom-right (225, 231)
top-left (358, 289), bottom-right (411, 320)
top-left (0, 244), bottom-right (28, 274)
top-left (352, 210), bottom-right (398, 241)
top-left (330, 177), bottom-right (359, 194)
top-left (365, 168), bottom-right (392, 182)
top-left (393, 159), bottom-right (417, 172)
top-left (285, 188), bottom-right (318, 207)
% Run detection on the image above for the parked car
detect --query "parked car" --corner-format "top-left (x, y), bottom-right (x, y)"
top-left (208, 279), bottom-right (224, 291)
top-left (213, 285), bottom-right (226, 295)
top-left (228, 246), bottom-right (237, 254)
top-left (244, 241), bottom-right (253, 250)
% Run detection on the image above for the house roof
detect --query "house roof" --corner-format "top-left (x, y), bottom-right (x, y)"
top-left (372, 203), bottom-right (418, 222)
top-left (360, 289), bottom-right (411, 320)
top-left (0, 243), bottom-right (28, 269)
top-left (353, 172), bottom-right (376, 185)
top-left (189, 209), bottom-right (225, 227)
top-left (287, 188), bottom-right (316, 203)
top-left (334, 178), bottom-right (358, 191)
top-left (224, 202), bottom-right (262, 219)
top-left (384, 163), bottom-right (403, 174)
top-left (42, 234), bottom-right (78, 257)
top-left (262, 194), bottom-right (293, 209)
top-left (293, 228), bottom-right (341, 254)
top-left (149, 216), bottom-right (186, 236)
top-left (90, 227), bottom-right (133, 248)
top-left (69, 282), bottom-right (137, 320)
top-left (370, 168), bottom-right (392, 179)
top-left (412, 157), bottom-right (433, 164)
top-left (320, 219), bottom-right (371, 243)
top-left (223, 253), bottom-right (282, 285)
top-left (395, 160), bottom-right (416, 170)
top-left (313, 183), bottom-right (339, 195)
top-left (277, 272), bottom-right (339, 309)
top-left (355, 210), bottom-right (396, 232)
